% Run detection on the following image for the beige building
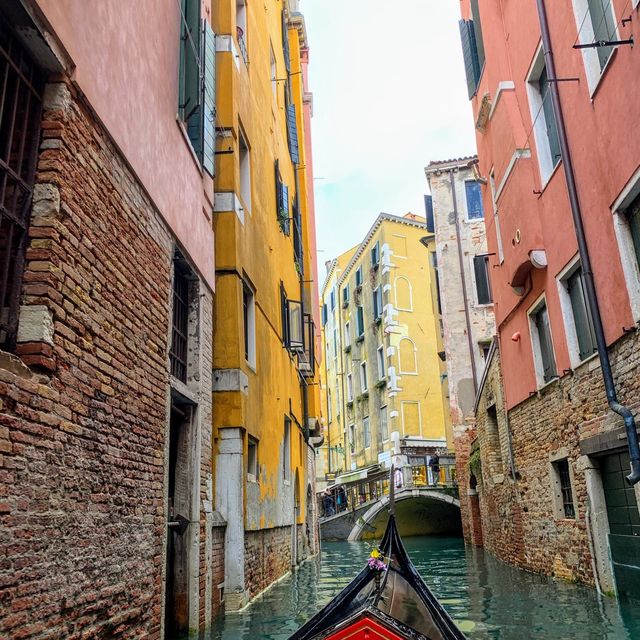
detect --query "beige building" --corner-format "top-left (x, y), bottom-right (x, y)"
top-left (425, 157), bottom-right (496, 427)
top-left (318, 213), bottom-right (450, 482)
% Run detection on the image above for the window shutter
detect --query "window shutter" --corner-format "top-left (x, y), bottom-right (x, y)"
top-left (202, 21), bottom-right (216, 176)
top-left (459, 19), bottom-right (480, 100)
top-left (282, 10), bottom-right (290, 74)
top-left (180, 3), bottom-right (203, 155)
top-left (286, 103), bottom-right (299, 164)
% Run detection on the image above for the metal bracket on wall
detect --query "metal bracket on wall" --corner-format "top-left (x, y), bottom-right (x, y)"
top-left (573, 37), bottom-right (634, 49)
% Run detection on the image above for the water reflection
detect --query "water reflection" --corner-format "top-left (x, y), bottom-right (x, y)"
top-left (210, 537), bottom-right (640, 639)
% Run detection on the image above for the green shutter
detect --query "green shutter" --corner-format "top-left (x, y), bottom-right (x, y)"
top-left (179, 1), bottom-right (203, 155)
top-left (469, 0), bottom-right (485, 72)
top-left (202, 21), bottom-right (216, 176)
top-left (281, 183), bottom-right (290, 235)
top-left (539, 67), bottom-right (561, 167)
top-left (459, 19), bottom-right (481, 100)
top-left (286, 104), bottom-right (299, 165)
top-left (568, 269), bottom-right (597, 360)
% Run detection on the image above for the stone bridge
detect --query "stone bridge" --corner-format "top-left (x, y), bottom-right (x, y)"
top-left (320, 487), bottom-right (461, 541)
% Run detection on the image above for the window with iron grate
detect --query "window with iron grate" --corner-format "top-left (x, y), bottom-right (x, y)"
top-left (0, 21), bottom-right (45, 350)
top-left (170, 260), bottom-right (190, 383)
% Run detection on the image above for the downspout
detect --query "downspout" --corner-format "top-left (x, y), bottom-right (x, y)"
top-left (536, 0), bottom-right (640, 484)
top-left (450, 169), bottom-right (479, 395)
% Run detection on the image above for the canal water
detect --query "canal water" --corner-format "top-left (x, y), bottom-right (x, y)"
top-left (210, 536), bottom-right (640, 639)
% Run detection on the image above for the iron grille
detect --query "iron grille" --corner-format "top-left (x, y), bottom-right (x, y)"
top-left (170, 263), bottom-right (189, 382)
top-left (558, 459), bottom-right (575, 519)
top-left (0, 21), bottom-right (44, 349)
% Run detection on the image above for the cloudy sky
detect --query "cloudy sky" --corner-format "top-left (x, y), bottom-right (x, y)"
top-left (302, 1), bottom-right (478, 271)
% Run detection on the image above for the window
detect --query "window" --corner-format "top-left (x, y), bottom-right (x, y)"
top-left (238, 127), bottom-right (251, 214)
top-left (552, 458), bottom-right (575, 519)
top-left (247, 437), bottom-right (258, 481)
top-left (179, 1), bottom-right (216, 175)
top-left (330, 288), bottom-right (336, 311)
top-left (281, 284), bottom-right (303, 352)
top-left (473, 255), bottom-right (492, 304)
top-left (560, 264), bottom-right (597, 363)
top-left (355, 266), bottom-right (363, 288)
top-left (344, 322), bottom-right (351, 348)
top-left (275, 160), bottom-right (290, 235)
top-left (335, 379), bottom-right (341, 416)
top-left (356, 305), bottom-right (365, 339)
top-left (465, 181), bottom-right (484, 220)
top-left (626, 193), bottom-right (640, 269)
top-left (170, 257), bottom-right (191, 382)
top-left (243, 280), bottom-right (256, 368)
top-left (327, 389), bottom-right (332, 423)
top-left (480, 342), bottom-right (491, 363)
top-left (571, 0), bottom-right (617, 93)
top-left (342, 284), bottom-right (350, 307)
top-left (236, 0), bottom-right (248, 65)
top-left (398, 338), bottom-right (418, 375)
top-left (346, 373), bottom-right (353, 402)
top-left (371, 241), bottom-right (380, 267)
top-left (360, 361), bottom-right (368, 392)
top-left (527, 49), bottom-right (561, 183)
top-left (321, 303), bottom-right (328, 326)
top-left (372, 286), bottom-right (383, 321)
top-left (349, 424), bottom-right (355, 454)
top-left (489, 171), bottom-right (504, 264)
top-left (458, 0), bottom-right (485, 99)
top-left (333, 327), bottom-right (338, 359)
top-left (283, 418), bottom-right (291, 482)
top-left (380, 406), bottom-right (388, 442)
top-left (363, 416), bottom-right (371, 449)
top-left (529, 299), bottom-right (557, 385)
top-left (377, 345), bottom-right (385, 380)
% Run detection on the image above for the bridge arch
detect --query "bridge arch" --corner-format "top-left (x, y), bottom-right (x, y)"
top-left (347, 488), bottom-right (461, 541)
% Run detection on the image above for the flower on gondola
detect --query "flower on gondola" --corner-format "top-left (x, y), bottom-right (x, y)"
top-left (367, 548), bottom-right (387, 571)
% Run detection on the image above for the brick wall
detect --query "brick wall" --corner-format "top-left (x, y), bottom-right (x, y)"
top-left (210, 523), bottom-right (226, 619)
top-left (0, 78), bottom-right (222, 638)
top-left (469, 333), bottom-right (640, 586)
top-left (244, 526), bottom-right (292, 599)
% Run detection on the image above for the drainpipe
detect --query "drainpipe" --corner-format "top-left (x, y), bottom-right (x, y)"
top-left (536, 0), bottom-right (640, 484)
top-left (450, 169), bottom-right (479, 395)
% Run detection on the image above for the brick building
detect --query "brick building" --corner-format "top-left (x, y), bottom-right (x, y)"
top-left (457, 0), bottom-right (640, 600)
top-left (0, 0), bottom-right (220, 637)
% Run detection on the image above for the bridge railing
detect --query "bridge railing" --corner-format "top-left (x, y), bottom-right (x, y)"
top-left (318, 462), bottom-right (457, 519)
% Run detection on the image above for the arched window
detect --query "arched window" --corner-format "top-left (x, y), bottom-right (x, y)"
top-left (394, 276), bottom-right (413, 311)
top-left (398, 337), bottom-right (418, 374)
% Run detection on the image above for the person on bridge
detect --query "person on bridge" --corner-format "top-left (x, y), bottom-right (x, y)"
top-left (429, 454), bottom-right (440, 486)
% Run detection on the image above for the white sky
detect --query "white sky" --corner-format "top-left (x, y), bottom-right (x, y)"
top-left (302, 1), bottom-right (477, 272)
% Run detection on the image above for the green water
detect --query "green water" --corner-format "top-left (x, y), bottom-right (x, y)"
top-left (210, 537), bottom-right (640, 639)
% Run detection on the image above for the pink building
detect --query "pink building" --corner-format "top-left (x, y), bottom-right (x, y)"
top-left (0, 0), bottom-right (218, 637)
top-left (457, 0), bottom-right (640, 599)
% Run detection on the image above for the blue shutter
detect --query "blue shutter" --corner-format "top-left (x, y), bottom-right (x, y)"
top-left (286, 104), bottom-right (299, 165)
top-left (459, 19), bottom-right (481, 100)
top-left (425, 195), bottom-right (435, 233)
top-left (202, 21), bottom-right (216, 176)
top-left (282, 10), bottom-right (290, 74)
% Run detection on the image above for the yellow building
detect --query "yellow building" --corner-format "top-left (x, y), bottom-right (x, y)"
top-left (212, 0), bottom-right (320, 610)
top-left (318, 214), bottom-right (449, 482)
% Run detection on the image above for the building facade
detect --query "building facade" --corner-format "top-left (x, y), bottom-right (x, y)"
top-left (0, 0), bottom-right (217, 637)
top-left (318, 213), bottom-right (450, 483)
top-left (458, 0), bottom-right (640, 599)
top-left (425, 156), bottom-right (496, 544)
top-left (212, 0), bottom-right (321, 611)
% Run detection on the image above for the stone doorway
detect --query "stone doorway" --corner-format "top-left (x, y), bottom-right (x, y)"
top-left (165, 401), bottom-right (194, 637)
